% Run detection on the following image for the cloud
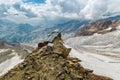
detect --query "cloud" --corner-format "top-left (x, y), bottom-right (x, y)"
top-left (23, 0), bottom-right (46, 4)
top-left (0, 0), bottom-right (22, 4)
top-left (0, 0), bottom-right (120, 25)
top-left (0, 4), bottom-right (9, 17)
top-left (106, 0), bottom-right (120, 16)
top-left (80, 0), bottom-right (108, 20)
top-left (13, 3), bottom-right (37, 18)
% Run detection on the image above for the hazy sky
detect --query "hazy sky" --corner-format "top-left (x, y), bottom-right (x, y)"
top-left (0, 0), bottom-right (120, 25)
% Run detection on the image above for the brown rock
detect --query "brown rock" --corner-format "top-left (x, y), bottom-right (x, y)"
top-left (75, 20), bottom-right (112, 36)
top-left (0, 31), bottom-right (113, 80)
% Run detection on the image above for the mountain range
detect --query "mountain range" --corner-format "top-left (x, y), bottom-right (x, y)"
top-left (0, 19), bottom-right (88, 43)
top-left (1, 14), bottom-right (120, 80)
top-left (0, 15), bottom-right (120, 43)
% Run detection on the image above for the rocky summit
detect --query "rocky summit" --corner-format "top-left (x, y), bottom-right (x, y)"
top-left (0, 31), bottom-right (112, 80)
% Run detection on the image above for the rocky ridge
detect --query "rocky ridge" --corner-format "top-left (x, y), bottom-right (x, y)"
top-left (0, 31), bottom-right (112, 80)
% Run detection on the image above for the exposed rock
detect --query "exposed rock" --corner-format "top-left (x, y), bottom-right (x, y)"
top-left (75, 19), bottom-right (120, 36)
top-left (110, 19), bottom-right (120, 28)
top-left (0, 31), bottom-right (112, 80)
top-left (38, 41), bottom-right (48, 49)
top-left (67, 57), bottom-right (81, 63)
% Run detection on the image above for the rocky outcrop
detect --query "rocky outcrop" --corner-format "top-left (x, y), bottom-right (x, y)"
top-left (75, 19), bottom-right (120, 36)
top-left (0, 32), bottom-right (112, 80)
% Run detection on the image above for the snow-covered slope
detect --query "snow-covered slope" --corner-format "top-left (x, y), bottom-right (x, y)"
top-left (65, 27), bottom-right (120, 80)
top-left (65, 45), bottom-right (120, 80)
top-left (0, 41), bottom-right (30, 76)
top-left (0, 49), bottom-right (23, 76)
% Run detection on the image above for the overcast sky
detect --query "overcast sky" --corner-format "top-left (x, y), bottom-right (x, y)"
top-left (0, 0), bottom-right (120, 25)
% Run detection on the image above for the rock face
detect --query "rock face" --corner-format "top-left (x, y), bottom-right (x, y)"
top-left (75, 19), bottom-right (120, 36)
top-left (0, 31), bottom-right (112, 80)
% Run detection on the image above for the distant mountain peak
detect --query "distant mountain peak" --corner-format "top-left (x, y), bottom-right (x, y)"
top-left (75, 19), bottom-right (120, 36)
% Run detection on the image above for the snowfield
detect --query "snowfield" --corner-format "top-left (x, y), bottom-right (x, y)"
top-left (65, 45), bottom-right (120, 80)
top-left (65, 30), bottom-right (120, 80)
top-left (0, 49), bottom-right (23, 76)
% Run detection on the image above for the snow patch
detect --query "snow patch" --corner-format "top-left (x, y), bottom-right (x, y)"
top-left (0, 53), bottom-right (23, 76)
top-left (65, 45), bottom-right (120, 80)
top-left (0, 49), bottom-right (9, 53)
